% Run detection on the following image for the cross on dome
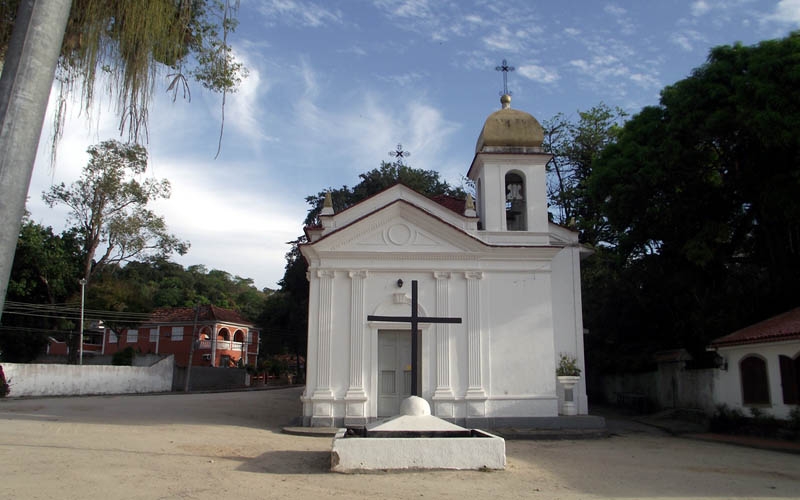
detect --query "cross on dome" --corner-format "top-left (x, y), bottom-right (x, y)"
top-left (495, 58), bottom-right (515, 96)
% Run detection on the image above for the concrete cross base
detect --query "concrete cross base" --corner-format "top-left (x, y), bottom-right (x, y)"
top-left (330, 396), bottom-right (505, 472)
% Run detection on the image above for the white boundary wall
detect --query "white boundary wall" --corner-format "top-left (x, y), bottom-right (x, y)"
top-left (2, 355), bottom-right (173, 397)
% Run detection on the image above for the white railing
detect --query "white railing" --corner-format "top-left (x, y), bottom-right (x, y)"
top-left (197, 340), bottom-right (245, 351)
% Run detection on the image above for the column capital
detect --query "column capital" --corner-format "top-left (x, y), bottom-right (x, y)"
top-left (464, 271), bottom-right (484, 280)
top-left (348, 270), bottom-right (368, 280)
top-left (317, 269), bottom-right (335, 279)
top-left (433, 271), bottom-right (451, 280)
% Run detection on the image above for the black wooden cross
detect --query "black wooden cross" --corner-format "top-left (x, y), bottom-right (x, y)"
top-left (367, 280), bottom-right (462, 396)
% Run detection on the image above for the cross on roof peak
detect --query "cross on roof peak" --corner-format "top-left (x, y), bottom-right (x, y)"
top-left (389, 143), bottom-right (411, 165)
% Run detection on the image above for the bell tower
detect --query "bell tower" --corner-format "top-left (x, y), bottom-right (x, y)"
top-left (468, 93), bottom-right (552, 233)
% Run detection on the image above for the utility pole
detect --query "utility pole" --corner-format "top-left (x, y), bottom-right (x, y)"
top-left (184, 305), bottom-right (199, 392)
top-left (0, 0), bottom-right (72, 321)
top-left (79, 278), bottom-right (86, 365)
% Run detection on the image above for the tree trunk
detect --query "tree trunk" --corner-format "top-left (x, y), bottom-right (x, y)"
top-left (0, 0), bottom-right (72, 321)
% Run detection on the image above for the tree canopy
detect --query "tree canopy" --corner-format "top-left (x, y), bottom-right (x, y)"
top-left (42, 140), bottom-right (189, 282)
top-left (542, 103), bottom-right (626, 245)
top-left (582, 31), bottom-right (800, 371)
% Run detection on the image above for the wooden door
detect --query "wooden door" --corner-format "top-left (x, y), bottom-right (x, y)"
top-left (377, 330), bottom-right (412, 417)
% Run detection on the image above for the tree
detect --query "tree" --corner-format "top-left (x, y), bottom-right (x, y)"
top-left (542, 103), bottom-right (626, 245)
top-left (1, 217), bottom-right (82, 362)
top-left (0, 0), bottom-right (245, 321)
top-left (583, 31), bottom-right (800, 371)
top-left (303, 161), bottom-right (467, 226)
top-left (6, 217), bottom-right (82, 305)
top-left (43, 140), bottom-right (189, 283)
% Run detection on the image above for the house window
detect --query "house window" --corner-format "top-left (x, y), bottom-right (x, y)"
top-left (246, 331), bottom-right (253, 343)
top-left (171, 327), bottom-right (183, 341)
top-left (127, 329), bottom-right (138, 343)
top-left (740, 355), bottom-right (770, 405)
top-left (779, 354), bottom-right (799, 404)
top-left (109, 331), bottom-right (118, 344)
top-left (149, 328), bottom-right (158, 342)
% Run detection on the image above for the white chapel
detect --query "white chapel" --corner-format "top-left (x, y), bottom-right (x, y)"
top-left (299, 94), bottom-right (590, 427)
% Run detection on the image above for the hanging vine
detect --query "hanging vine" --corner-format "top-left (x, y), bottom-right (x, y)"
top-left (0, 0), bottom-right (246, 160)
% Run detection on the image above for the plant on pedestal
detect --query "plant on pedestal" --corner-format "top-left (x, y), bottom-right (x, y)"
top-left (556, 353), bottom-right (581, 416)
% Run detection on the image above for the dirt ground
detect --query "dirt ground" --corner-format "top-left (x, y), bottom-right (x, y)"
top-left (0, 387), bottom-right (798, 500)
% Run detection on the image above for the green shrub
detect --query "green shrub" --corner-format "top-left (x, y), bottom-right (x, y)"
top-left (112, 346), bottom-right (135, 366)
top-left (556, 353), bottom-right (581, 376)
top-left (709, 404), bottom-right (745, 433)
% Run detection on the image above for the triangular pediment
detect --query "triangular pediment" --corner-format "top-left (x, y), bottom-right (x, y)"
top-left (309, 201), bottom-right (486, 255)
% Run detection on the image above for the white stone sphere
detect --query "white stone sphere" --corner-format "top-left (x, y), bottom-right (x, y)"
top-left (400, 396), bottom-right (431, 416)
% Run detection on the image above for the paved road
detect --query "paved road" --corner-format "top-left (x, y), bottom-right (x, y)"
top-left (1, 388), bottom-right (798, 500)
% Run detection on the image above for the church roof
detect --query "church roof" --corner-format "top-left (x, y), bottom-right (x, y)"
top-left (303, 183), bottom-right (469, 234)
top-left (430, 194), bottom-right (466, 214)
top-left (709, 307), bottom-right (800, 348)
top-left (475, 95), bottom-right (544, 152)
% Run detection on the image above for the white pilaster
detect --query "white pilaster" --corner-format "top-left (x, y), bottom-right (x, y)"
top-left (345, 270), bottom-right (368, 424)
top-left (433, 271), bottom-right (455, 417)
top-left (312, 270), bottom-right (335, 400)
top-left (464, 271), bottom-right (487, 416)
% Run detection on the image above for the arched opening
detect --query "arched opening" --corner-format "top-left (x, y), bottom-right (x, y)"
top-left (198, 326), bottom-right (211, 341)
top-left (505, 171), bottom-right (526, 230)
top-left (740, 355), bottom-right (770, 405)
top-left (233, 330), bottom-right (245, 343)
top-left (779, 353), bottom-right (800, 404)
top-left (217, 328), bottom-right (230, 341)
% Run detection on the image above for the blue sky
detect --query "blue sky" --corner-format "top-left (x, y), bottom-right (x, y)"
top-left (25, 0), bottom-right (800, 290)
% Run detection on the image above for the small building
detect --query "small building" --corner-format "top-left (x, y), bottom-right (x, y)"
top-left (48, 305), bottom-right (259, 368)
top-left (708, 307), bottom-right (800, 419)
top-left (299, 94), bottom-right (591, 427)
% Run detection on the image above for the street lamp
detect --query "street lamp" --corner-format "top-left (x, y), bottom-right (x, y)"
top-left (79, 278), bottom-right (86, 365)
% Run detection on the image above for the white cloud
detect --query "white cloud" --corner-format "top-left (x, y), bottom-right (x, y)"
top-left (564, 27), bottom-right (581, 36)
top-left (517, 64), bottom-right (560, 84)
top-left (691, 0), bottom-right (711, 16)
top-left (763, 0), bottom-right (800, 25)
top-left (482, 26), bottom-right (523, 52)
top-left (374, 0), bottom-right (433, 19)
top-left (604, 4), bottom-right (627, 16)
top-left (604, 4), bottom-right (636, 35)
top-left (378, 72), bottom-right (425, 87)
top-left (256, 0), bottom-right (342, 27)
top-left (630, 72), bottom-right (660, 88)
top-left (222, 50), bottom-right (272, 146)
top-left (670, 29), bottom-right (707, 51)
top-left (338, 45), bottom-right (368, 56)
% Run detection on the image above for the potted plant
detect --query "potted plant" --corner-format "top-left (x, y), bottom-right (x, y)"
top-left (556, 353), bottom-right (581, 416)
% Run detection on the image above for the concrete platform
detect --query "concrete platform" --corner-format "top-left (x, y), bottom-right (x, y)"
top-left (331, 427), bottom-right (506, 472)
top-left (330, 396), bottom-right (506, 472)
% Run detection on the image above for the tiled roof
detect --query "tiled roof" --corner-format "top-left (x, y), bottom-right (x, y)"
top-left (430, 194), bottom-right (466, 215)
top-left (148, 305), bottom-right (253, 327)
top-left (709, 307), bottom-right (800, 348)
top-left (302, 185), bottom-right (469, 234)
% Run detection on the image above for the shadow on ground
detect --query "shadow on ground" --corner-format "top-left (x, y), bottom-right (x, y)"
top-left (237, 450), bottom-right (331, 474)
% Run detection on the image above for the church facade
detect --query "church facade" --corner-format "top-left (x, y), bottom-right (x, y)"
top-left (300, 95), bottom-right (590, 427)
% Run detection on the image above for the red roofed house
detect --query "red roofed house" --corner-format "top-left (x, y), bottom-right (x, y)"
top-left (708, 307), bottom-right (800, 419)
top-left (90, 305), bottom-right (258, 368)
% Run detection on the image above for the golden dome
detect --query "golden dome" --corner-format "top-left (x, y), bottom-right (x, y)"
top-left (475, 95), bottom-right (544, 153)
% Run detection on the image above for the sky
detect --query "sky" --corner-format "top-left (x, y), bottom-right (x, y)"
top-left (24, 0), bottom-right (800, 291)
